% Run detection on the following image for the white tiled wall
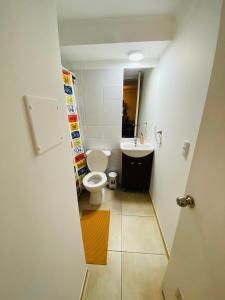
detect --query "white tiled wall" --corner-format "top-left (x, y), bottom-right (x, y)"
top-left (74, 69), bottom-right (123, 179)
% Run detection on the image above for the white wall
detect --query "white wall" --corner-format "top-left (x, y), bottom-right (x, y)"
top-left (138, 0), bottom-right (222, 252)
top-left (163, 3), bottom-right (225, 297)
top-left (0, 1), bottom-right (86, 299)
top-left (58, 15), bottom-right (175, 46)
top-left (74, 69), bottom-right (123, 178)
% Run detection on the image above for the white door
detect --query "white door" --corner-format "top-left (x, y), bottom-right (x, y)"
top-left (162, 3), bottom-right (225, 300)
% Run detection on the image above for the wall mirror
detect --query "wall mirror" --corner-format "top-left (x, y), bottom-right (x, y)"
top-left (122, 68), bottom-right (145, 138)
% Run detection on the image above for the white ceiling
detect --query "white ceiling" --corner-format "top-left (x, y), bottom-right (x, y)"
top-left (61, 41), bottom-right (170, 62)
top-left (57, 0), bottom-right (181, 21)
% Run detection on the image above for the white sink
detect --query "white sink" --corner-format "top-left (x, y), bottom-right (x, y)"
top-left (120, 140), bottom-right (154, 158)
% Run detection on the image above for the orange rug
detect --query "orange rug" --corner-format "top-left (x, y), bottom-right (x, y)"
top-left (80, 210), bottom-right (110, 265)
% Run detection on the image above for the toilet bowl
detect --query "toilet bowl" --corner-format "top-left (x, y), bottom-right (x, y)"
top-left (83, 150), bottom-right (111, 205)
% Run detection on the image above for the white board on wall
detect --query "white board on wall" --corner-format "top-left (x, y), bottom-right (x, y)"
top-left (24, 95), bottom-right (63, 155)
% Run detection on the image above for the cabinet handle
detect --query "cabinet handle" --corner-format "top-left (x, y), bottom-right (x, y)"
top-left (138, 162), bottom-right (143, 166)
top-left (130, 162), bottom-right (135, 165)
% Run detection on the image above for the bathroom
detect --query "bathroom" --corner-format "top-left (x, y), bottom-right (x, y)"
top-left (62, 62), bottom-right (167, 299)
top-left (1, 0), bottom-right (224, 300)
top-left (59, 0), bottom-right (221, 293)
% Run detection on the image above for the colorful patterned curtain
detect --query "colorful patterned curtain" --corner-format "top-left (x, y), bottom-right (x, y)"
top-left (62, 68), bottom-right (87, 195)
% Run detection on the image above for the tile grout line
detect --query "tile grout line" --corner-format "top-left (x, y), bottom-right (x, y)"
top-left (81, 211), bottom-right (155, 217)
top-left (121, 214), bottom-right (156, 218)
top-left (122, 250), bottom-right (166, 256)
top-left (108, 250), bottom-right (167, 256)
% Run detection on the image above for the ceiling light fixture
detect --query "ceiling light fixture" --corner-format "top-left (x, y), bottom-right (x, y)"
top-left (128, 50), bottom-right (144, 62)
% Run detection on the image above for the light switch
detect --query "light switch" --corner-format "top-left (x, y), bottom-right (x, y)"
top-left (182, 140), bottom-right (190, 157)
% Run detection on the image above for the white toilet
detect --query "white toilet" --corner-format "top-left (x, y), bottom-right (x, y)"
top-left (83, 149), bottom-right (111, 205)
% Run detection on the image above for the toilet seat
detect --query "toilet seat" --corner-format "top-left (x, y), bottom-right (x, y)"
top-left (83, 171), bottom-right (107, 191)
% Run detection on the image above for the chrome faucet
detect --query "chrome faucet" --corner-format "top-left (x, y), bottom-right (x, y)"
top-left (134, 137), bottom-right (138, 147)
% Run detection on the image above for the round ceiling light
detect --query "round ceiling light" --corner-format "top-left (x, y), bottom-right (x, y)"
top-left (128, 50), bottom-right (144, 62)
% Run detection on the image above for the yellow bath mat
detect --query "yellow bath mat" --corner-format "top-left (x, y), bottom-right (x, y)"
top-left (80, 210), bottom-right (110, 265)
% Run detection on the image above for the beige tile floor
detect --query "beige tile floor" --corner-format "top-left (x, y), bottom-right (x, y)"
top-left (79, 188), bottom-right (168, 300)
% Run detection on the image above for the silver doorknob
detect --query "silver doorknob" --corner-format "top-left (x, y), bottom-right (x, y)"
top-left (176, 195), bottom-right (195, 208)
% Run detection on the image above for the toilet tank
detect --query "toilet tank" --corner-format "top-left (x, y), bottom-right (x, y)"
top-left (86, 149), bottom-right (111, 157)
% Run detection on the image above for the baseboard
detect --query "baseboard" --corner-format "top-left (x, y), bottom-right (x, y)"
top-left (150, 197), bottom-right (170, 259)
top-left (80, 268), bottom-right (89, 300)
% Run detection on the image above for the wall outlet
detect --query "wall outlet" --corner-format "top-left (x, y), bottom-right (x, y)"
top-left (175, 288), bottom-right (184, 300)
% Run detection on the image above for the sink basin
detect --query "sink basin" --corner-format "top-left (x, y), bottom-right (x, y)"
top-left (120, 140), bottom-right (154, 158)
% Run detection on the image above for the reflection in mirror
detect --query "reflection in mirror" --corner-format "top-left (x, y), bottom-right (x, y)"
top-left (122, 68), bottom-right (143, 137)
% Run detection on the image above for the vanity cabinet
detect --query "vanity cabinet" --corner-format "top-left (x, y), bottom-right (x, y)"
top-left (121, 152), bottom-right (153, 191)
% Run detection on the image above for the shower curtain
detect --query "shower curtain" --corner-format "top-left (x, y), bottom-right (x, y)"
top-left (62, 68), bottom-right (87, 195)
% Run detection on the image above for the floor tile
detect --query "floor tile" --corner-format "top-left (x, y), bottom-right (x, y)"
top-left (79, 189), bottom-right (167, 300)
top-left (122, 252), bottom-right (167, 300)
top-left (122, 216), bottom-right (165, 254)
top-left (108, 214), bottom-right (122, 251)
top-left (122, 191), bottom-right (154, 216)
top-left (84, 251), bottom-right (121, 300)
top-left (100, 189), bottom-right (122, 214)
top-left (78, 188), bottom-right (122, 215)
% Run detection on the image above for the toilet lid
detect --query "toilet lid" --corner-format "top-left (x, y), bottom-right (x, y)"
top-left (87, 150), bottom-right (108, 172)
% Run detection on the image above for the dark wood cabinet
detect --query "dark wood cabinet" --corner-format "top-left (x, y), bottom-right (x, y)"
top-left (121, 152), bottom-right (153, 191)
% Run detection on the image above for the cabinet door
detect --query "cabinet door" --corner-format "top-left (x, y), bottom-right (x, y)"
top-left (134, 159), bottom-right (147, 187)
top-left (122, 153), bottom-right (153, 190)
top-left (122, 155), bottom-right (137, 187)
